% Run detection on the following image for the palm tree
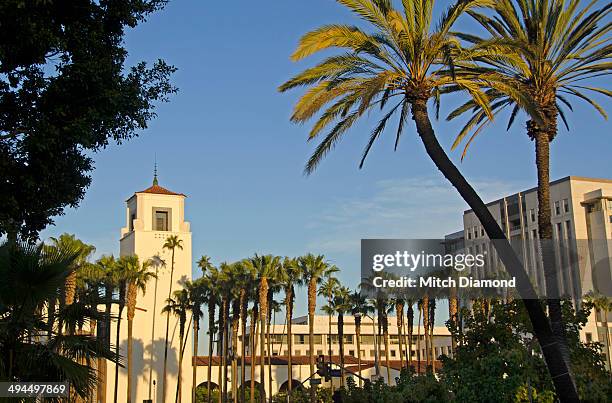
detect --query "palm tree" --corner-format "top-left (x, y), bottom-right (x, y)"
top-left (448, 0), bottom-right (611, 378)
top-left (48, 234), bottom-right (95, 327)
top-left (147, 254), bottom-right (166, 400)
top-left (161, 235), bottom-right (183, 402)
top-left (318, 272), bottom-right (339, 390)
top-left (279, 0), bottom-right (578, 398)
top-left (393, 297), bottom-right (406, 369)
top-left (406, 300), bottom-right (415, 367)
top-left (123, 255), bottom-right (156, 403)
top-left (245, 254), bottom-right (281, 402)
top-left (95, 254), bottom-right (117, 403)
top-left (350, 290), bottom-right (371, 387)
top-left (428, 298), bottom-right (437, 372)
top-left (204, 269), bottom-right (220, 403)
top-left (331, 286), bottom-right (351, 387)
top-left (162, 288), bottom-right (190, 403)
top-left (186, 278), bottom-right (206, 403)
top-left (297, 253), bottom-right (337, 403)
top-left (278, 257), bottom-right (301, 396)
top-left (0, 241), bottom-right (116, 398)
top-left (113, 256), bottom-right (130, 403)
top-left (417, 299), bottom-right (423, 374)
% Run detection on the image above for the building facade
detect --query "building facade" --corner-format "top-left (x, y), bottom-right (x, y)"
top-left (105, 177), bottom-right (193, 403)
top-left (456, 176), bottom-right (612, 368)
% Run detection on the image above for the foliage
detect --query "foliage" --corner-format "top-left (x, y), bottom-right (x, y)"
top-left (441, 299), bottom-right (612, 402)
top-left (0, 0), bottom-right (177, 239)
top-left (272, 386), bottom-right (332, 403)
top-left (0, 241), bottom-right (116, 399)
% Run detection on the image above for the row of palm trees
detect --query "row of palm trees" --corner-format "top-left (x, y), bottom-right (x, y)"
top-left (171, 252), bottom-right (453, 403)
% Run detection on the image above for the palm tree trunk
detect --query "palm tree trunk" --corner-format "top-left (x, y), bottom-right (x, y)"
top-left (176, 324), bottom-right (185, 403)
top-left (396, 302), bottom-right (404, 369)
top-left (286, 288), bottom-right (293, 396)
top-left (308, 279), bottom-right (316, 403)
top-left (259, 278), bottom-right (268, 403)
top-left (127, 283), bottom-right (137, 403)
top-left (422, 297), bottom-right (430, 369)
top-left (192, 316), bottom-right (199, 403)
top-left (266, 299), bottom-right (272, 403)
top-left (149, 273), bottom-right (159, 401)
top-left (407, 303), bottom-right (414, 368)
top-left (221, 299), bottom-right (228, 403)
top-left (327, 301), bottom-right (334, 394)
top-left (240, 291), bottom-right (248, 403)
top-left (355, 319), bottom-right (362, 387)
top-left (429, 299), bottom-right (436, 374)
top-left (217, 304), bottom-right (223, 403)
top-left (338, 313), bottom-right (345, 387)
top-left (382, 315), bottom-right (391, 384)
top-left (162, 248), bottom-right (176, 403)
top-left (114, 284), bottom-right (125, 403)
top-left (207, 302), bottom-right (215, 403)
top-left (449, 294), bottom-right (458, 355)
top-left (416, 302), bottom-right (422, 374)
top-left (250, 304), bottom-right (258, 403)
top-left (533, 125), bottom-right (572, 375)
top-left (410, 98), bottom-right (579, 401)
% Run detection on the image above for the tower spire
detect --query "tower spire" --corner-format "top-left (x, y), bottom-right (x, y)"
top-left (153, 156), bottom-right (159, 186)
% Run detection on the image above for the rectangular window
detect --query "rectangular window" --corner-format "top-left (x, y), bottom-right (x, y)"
top-left (390, 350), bottom-right (396, 357)
top-left (565, 221), bottom-right (572, 239)
top-left (294, 350), bottom-right (300, 356)
top-left (586, 333), bottom-right (592, 342)
top-left (530, 208), bottom-right (536, 222)
top-left (317, 350), bottom-right (323, 355)
top-left (608, 200), bottom-right (612, 210)
top-left (349, 350), bottom-right (355, 357)
top-left (563, 198), bottom-right (569, 213)
top-left (467, 229), bottom-right (472, 240)
top-left (609, 215), bottom-right (612, 224)
top-left (481, 227), bottom-right (485, 237)
top-left (557, 222), bottom-right (563, 239)
top-left (154, 210), bottom-right (169, 231)
top-left (474, 226), bottom-right (478, 238)
top-left (555, 201), bottom-right (561, 216)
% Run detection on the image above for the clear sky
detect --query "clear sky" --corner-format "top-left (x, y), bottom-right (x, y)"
top-left (41, 0), bottom-right (610, 330)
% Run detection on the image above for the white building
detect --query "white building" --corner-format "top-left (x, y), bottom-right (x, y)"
top-left (104, 176), bottom-right (193, 403)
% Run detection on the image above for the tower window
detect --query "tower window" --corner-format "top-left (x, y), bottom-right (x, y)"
top-left (155, 211), bottom-right (169, 231)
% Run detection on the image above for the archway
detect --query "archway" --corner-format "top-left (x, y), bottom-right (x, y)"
top-left (195, 381), bottom-right (219, 402)
top-left (238, 381), bottom-right (266, 402)
top-left (279, 379), bottom-right (304, 393)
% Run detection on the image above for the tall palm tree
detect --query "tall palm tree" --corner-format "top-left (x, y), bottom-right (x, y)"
top-left (278, 257), bottom-right (301, 396)
top-left (249, 303), bottom-right (259, 403)
top-left (245, 254), bottom-right (281, 402)
top-left (204, 268), bottom-right (220, 403)
top-left (265, 277), bottom-right (282, 402)
top-left (448, 0), bottom-right (611, 378)
top-left (350, 290), bottom-right (371, 387)
top-left (279, 0), bottom-right (578, 398)
top-left (123, 256), bottom-right (156, 403)
top-left (416, 299), bottom-right (423, 374)
top-left (162, 288), bottom-right (190, 403)
top-left (113, 256), bottom-right (130, 403)
top-left (297, 253), bottom-right (337, 403)
top-left (331, 286), bottom-right (351, 387)
top-left (186, 278), bottom-right (206, 403)
top-left (161, 235), bottom-right (183, 402)
top-left (318, 272), bottom-right (340, 390)
top-left (393, 297), bottom-right (406, 369)
top-left (147, 254), bottom-right (166, 401)
top-left (428, 298), bottom-right (437, 372)
top-left (406, 300), bottom-right (415, 367)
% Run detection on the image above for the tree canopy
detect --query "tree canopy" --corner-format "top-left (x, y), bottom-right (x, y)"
top-left (0, 0), bottom-right (176, 239)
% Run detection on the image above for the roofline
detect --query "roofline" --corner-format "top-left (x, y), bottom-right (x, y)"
top-left (463, 175), bottom-right (612, 215)
top-left (125, 191), bottom-right (187, 203)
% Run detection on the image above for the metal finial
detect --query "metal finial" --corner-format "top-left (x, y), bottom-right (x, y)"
top-left (153, 156), bottom-right (158, 186)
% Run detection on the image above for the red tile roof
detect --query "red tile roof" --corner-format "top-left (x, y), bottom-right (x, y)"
top-left (137, 184), bottom-right (185, 197)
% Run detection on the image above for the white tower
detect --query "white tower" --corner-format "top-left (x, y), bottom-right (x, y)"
top-left (111, 174), bottom-right (193, 403)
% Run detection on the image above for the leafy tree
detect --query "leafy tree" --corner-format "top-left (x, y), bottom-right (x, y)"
top-left (441, 299), bottom-right (612, 402)
top-left (0, 0), bottom-right (176, 240)
top-left (279, 0), bottom-right (578, 398)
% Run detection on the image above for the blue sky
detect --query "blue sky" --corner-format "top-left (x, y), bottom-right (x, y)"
top-left (41, 0), bottom-right (610, 326)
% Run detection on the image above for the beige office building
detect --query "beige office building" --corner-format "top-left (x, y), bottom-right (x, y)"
top-left (459, 176), bottom-right (612, 368)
